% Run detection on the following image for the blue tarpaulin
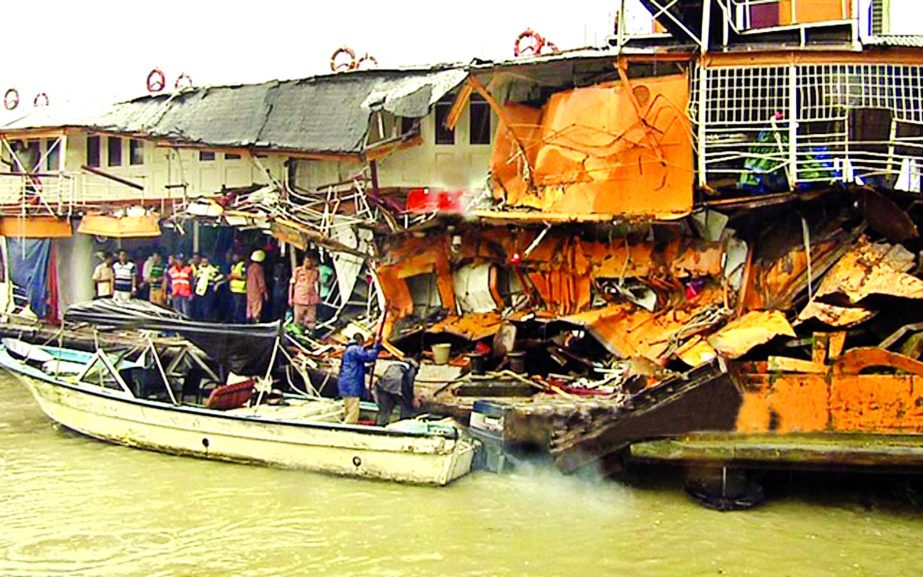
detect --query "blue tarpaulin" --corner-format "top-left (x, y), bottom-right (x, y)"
top-left (7, 238), bottom-right (51, 318)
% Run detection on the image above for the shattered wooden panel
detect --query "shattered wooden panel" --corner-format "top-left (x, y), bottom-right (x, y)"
top-left (830, 375), bottom-right (923, 433)
top-left (708, 310), bottom-right (796, 359)
top-left (490, 74), bottom-right (693, 219)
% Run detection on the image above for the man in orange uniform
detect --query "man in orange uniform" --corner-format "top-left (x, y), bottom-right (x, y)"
top-left (168, 255), bottom-right (194, 317)
top-left (246, 250), bottom-right (268, 323)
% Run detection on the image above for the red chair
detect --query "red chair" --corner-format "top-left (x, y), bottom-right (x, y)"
top-left (205, 380), bottom-right (255, 410)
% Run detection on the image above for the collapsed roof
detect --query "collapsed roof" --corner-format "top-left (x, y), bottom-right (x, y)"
top-left (1, 66), bottom-right (469, 155)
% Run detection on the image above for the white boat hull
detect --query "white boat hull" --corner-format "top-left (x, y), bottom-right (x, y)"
top-left (9, 368), bottom-right (476, 486)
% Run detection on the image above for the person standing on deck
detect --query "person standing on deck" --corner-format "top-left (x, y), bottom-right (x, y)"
top-left (228, 253), bottom-right (248, 323)
top-left (246, 250), bottom-right (268, 323)
top-left (193, 255), bottom-right (224, 322)
top-left (112, 250), bottom-right (137, 303)
top-left (147, 252), bottom-right (167, 306)
top-left (186, 254), bottom-right (199, 319)
top-left (92, 254), bottom-right (115, 299)
top-left (289, 255), bottom-right (320, 334)
top-left (338, 333), bottom-right (381, 424)
top-left (167, 255), bottom-right (194, 317)
top-left (271, 259), bottom-right (291, 321)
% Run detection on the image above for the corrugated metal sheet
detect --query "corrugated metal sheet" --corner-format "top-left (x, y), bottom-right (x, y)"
top-left (863, 35), bottom-right (923, 48)
top-left (1, 67), bottom-right (468, 154)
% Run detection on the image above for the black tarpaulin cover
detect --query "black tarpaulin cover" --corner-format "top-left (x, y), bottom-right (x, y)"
top-left (64, 300), bottom-right (280, 375)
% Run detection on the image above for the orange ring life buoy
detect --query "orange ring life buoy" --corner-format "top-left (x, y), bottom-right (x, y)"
top-left (33, 92), bottom-right (49, 108)
top-left (356, 54), bottom-right (378, 70)
top-left (330, 46), bottom-right (357, 72)
top-left (147, 68), bottom-right (166, 93)
top-left (174, 73), bottom-right (193, 90)
top-left (514, 28), bottom-right (544, 57)
top-left (4, 88), bottom-right (19, 111)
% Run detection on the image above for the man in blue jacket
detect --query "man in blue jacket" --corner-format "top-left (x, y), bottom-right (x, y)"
top-left (338, 333), bottom-right (381, 424)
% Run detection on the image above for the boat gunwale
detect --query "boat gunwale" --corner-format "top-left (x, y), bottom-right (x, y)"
top-left (0, 346), bottom-right (462, 442)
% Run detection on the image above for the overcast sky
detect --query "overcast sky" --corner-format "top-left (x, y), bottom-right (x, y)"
top-left (2, 0), bottom-right (643, 106)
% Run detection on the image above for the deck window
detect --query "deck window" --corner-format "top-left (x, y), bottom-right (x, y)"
top-left (86, 135), bottom-right (101, 167)
top-left (401, 116), bottom-right (419, 135)
top-left (107, 137), bottom-right (122, 167)
top-left (45, 139), bottom-right (61, 171)
top-left (199, 151), bottom-right (216, 161)
top-left (225, 153), bottom-right (241, 160)
top-left (469, 94), bottom-right (492, 145)
top-left (434, 95), bottom-right (456, 145)
top-left (129, 139), bottom-right (144, 165)
top-left (25, 140), bottom-right (41, 172)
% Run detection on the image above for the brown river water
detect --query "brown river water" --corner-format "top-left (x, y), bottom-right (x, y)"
top-left (2, 373), bottom-right (922, 577)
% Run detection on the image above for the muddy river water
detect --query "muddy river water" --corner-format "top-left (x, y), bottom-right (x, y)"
top-left (2, 374), bottom-right (922, 577)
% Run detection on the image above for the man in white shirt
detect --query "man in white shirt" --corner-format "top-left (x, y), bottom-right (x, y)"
top-left (92, 254), bottom-right (115, 299)
top-left (112, 250), bottom-right (137, 303)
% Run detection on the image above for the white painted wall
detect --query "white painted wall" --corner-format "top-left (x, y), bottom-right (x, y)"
top-left (0, 133), bottom-right (287, 207)
top-left (294, 101), bottom-right (495, 192)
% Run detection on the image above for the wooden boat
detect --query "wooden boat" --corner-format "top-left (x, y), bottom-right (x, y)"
top-left (0, 302), bottom-right (477, 486)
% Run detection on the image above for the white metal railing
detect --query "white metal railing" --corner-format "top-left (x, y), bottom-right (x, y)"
top-left (0, 173), bottom-right (76, 217)
top-left (693, 60), bottom-right (923, 192)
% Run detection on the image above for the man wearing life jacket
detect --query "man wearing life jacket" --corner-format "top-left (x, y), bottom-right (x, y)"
top-left (146, 252), bottom-right (167, 307)
top-left (193, 255), bottom-right (224, 322)
top-left (228, 253), bottom-right (248, 323)
top-left (167, 255), bottom-right (194, 317)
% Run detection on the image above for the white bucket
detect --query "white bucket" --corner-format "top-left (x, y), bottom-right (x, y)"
top-left (431, 343), bottom-right (451, 365)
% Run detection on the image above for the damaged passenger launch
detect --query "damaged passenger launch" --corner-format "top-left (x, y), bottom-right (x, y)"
top-left (3, 0), bottom-right (923, 505)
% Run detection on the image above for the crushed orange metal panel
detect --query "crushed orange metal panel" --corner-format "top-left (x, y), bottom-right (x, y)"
top-left (813, 238), bottom-right (923, 304)
top-left (742, 236), bottom-right (845, 311)
top-left (0, 217), bottom-right (73, 238)
top-left (378, 227), bottom-right (731, 342)
top-left (562, 286), bottom-right (725, 361)
top-left (428, 311), bottom-right (504, 341)
top-left (708, 311), bottom-right (796, 360)
top-left (797, 301), bottom-right (874, 328)
top-left (490, 74), bottom-right (693, 219)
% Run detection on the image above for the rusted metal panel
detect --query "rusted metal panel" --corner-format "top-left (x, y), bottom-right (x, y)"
top-left (830, 375), bottom-right (923, 433)
top-left (797, 301), bottom-right (874, 327)
top-left (736, 374), bottom-right (830, 433)
top-left (814, 238), bottom-right (923, 304)
top-left (707, 310), bottom-right (795, 359)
